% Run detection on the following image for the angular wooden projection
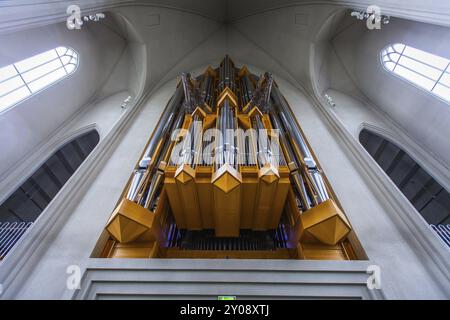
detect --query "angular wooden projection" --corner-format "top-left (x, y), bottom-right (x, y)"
top-left (106, 198), bottom-right (156, 243)
top-left (299, 199), bottom-right (351, 245)
top-left (212, 164), bottom-right (242, 237)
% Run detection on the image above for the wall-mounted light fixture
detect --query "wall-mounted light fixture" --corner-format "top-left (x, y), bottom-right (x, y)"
top-left (121, 96), bottom-right (132, 109)
top-left (324, 94), bottom-right (336, 107)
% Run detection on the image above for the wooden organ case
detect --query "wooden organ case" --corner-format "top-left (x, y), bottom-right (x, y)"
top-left (96, 56), bottom-right (366, 260)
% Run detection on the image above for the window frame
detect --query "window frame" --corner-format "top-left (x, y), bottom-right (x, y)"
top-left (0, 46), bottom-right (79, 114)
top-left (380, 43), bottom-right (450, 105)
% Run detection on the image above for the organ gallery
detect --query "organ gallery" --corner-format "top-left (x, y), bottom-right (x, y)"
top-left (99, 56), bottom-right (364, 260)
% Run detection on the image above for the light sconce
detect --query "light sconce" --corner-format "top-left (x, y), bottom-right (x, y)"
top-left (121, 96), bottom-right (132, 109)
top-left (324, 94), bottom-right (336, 108)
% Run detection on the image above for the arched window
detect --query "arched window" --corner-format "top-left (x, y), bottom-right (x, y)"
top-left (381, 43), bottom-right (450, 103)
top-left (359, 129), bottom-right (450, 247)
top-left (0, 46), bottom-right (79, 112)
top-left (0, 130), bottom-right (99, 260)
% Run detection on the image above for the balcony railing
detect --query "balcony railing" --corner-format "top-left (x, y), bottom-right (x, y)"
top-left (0, 222), bottom-right (33, 260)
top-left (430, 224), bottom-right (450, 248)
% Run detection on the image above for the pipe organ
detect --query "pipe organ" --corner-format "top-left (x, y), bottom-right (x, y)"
top-left (99, 56), bottom-right (365, 260)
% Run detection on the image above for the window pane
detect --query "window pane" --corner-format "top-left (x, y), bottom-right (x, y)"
top-left (15, 49), bottom-right (58, 73)
top-left (384, 61), bottom-right (396, 71)
top-left (65, 64), bottom-right (76, 74)
top-left (393, 43), bottom-right (405, 53)
top-left (403, 46), bottom-right (448, 70)
top-left (22, 59), bottom-right (64, 83)
top-left (56, 47), bottom-right (68, 56)
top-left (397, 55), bottom-right (442, 81)
top-left (23, 59), bottom-right (62, 82)
top-left (394, 65), bottom-right (435, 90)
top-left (0, 76), bottom-right (25, 97)
top-left (60, 55), bottom-right (72, 65)
top-left (0, 65), bottom-right (18, 82)
top-left (387, 52), bottom-right (401, 63)
top-left (28, 68), bottom-right (66, 93)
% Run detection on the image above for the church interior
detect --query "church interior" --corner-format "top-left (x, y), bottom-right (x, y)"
top-left (0, 0), bottom-right (448, 300)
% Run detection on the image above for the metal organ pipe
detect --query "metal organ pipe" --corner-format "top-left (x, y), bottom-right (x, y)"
top-left (270, 112), bottom-right (313, 210)
top-left (216, 100), bottom-right (237, 170)
top-left (142, 106), bottom-right (186, 209)
top-left (252, 115), bottom-right (270, 167)
top-left (126, 84), bottom-right (184, 203)
top-left (139, 83), bottom-right (184, 169)
top-left (201, 74), bottom-right (214, 107)
top-left (219, 55), bottom-right (236, 92)
top-left (271, 85), bottom-right (329, 204)
top-left (126, 83), bottom-right (185, 205)
top-left (241, 74), bottom-right (254, 106)
top-left (179, 114), bottom-right (203, 168)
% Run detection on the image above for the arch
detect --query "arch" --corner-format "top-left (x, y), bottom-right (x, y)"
top-left (359, 128), bottom-right (450, 247)
top-left (0, 129), bottom-right (99, 260)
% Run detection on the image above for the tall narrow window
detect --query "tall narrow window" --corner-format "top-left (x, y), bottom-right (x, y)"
top-left (381, 43), bottom-right (450, 103)
top-left (360, 129), bottom-right (450, 248)
top-left (0, 130), bottom-right (99, 260)
top-left (0, 47), bottom-right (79, 112)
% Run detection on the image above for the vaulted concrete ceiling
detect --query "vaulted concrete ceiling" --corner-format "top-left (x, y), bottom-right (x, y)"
top-left (2, 0), bottom-right (450, 28)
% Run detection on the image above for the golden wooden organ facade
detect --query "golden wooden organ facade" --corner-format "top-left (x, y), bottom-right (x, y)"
top-left (97, 56), bottom-right (366, 260)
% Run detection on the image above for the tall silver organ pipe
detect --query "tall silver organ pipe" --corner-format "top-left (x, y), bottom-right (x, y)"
top-left (142, 109), bottom-right (186, 209)
top-left (201, 74), bottom-right (214, 108)
top-left (218, 55), bottom-right (236, 92)
top-left (181, 72), bottom-right (198, 113)
top-left (270, 112), bottom-right (313, 210)
top-left (126, 169), bottom-right (146, 201)
top-left (139, 83), bottom-right (184, 168)
top-left (179, 114), bottom-right (202, 168)
top-left (127, 83), bottom-right (184, 203)
top-left (240, 74), bottom-right (254, 106)
top-left (216, 100), bottom-right (237, 169)
top-left (271, 85), bottom-right (329, 203)
top-left (252, 115), bottom-right (270, 167)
